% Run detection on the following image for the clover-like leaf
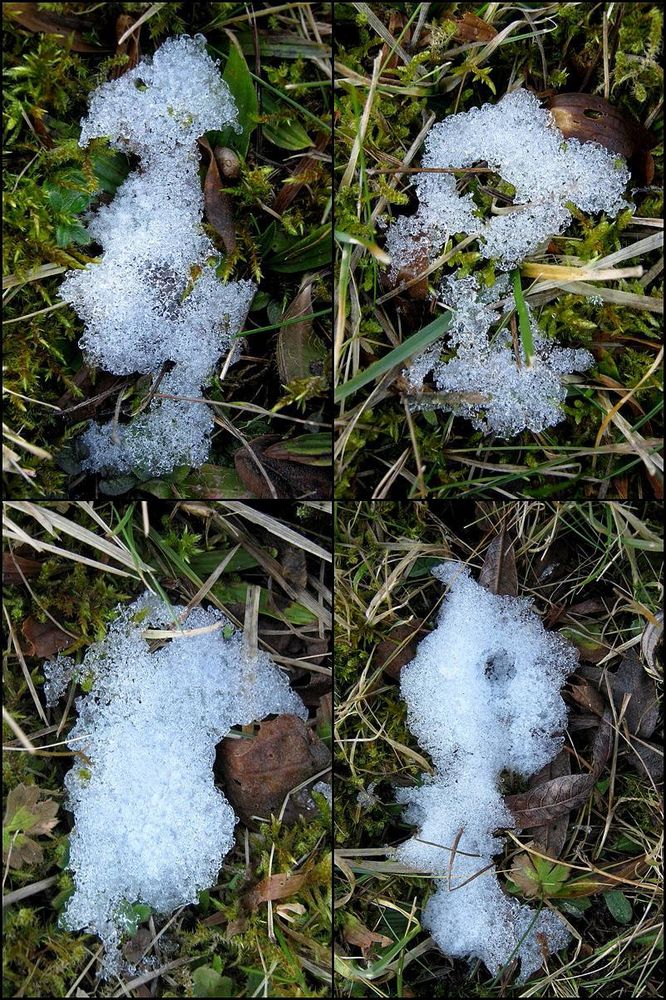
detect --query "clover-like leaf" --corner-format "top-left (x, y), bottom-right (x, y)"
top-left (3, 783), bottom-right (59, 869)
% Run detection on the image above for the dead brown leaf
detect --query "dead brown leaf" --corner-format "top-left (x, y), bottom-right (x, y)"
top-left (505, 772), bottom-right (595, 829)
top-left (122, 927), bottom-right (152, 965)
top-left (479, 532), bottom-right (518, 597)
top-left (446, 11), bottom-right (498, 43)
top-left (3, 3), bottom-right (102, 52)
top-left (218, 714), bottom-right (330, 825)
top-left (272, 134), bottom-right (329, 216)
top-left (110, 15), bottom-right (140, 79)
top-left (527, 750), bottom-right (572, 856)
top-left (199, 137), bottom-right (236, 254)
top-left (565, 675), bottom-right (606, 717)
top-left (641, 612), bottom-right (663, 671)
top-left (342, 913), bottom-right (392, 957)
top-left (243, 870), bottom-right (309, 911)
top-left (3, 552), bottom-right (43, 584)
top-left (610, 651), bottom-right (659, 738)
top-left (277, 540), bottom-right (308, 590)
top-left (276, 282), bottom-right (326, 384)
top-left (374, 620), bottom-right (431, 680)
top-left (22, 616), bottom-right (71, 658)
top-left (546, 93), bottom-right (655, 184)
top-left (235, 434), bottom-right (331, 499)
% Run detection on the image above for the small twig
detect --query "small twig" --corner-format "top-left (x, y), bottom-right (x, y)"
top-left (132, 361), bottom-right (174, 417)
top-left (447, 826), bottom-right (464, 891)
top-left (367, 165), bottom-right (495, 175)
top-left (3, 875), bottom-right (58, 908)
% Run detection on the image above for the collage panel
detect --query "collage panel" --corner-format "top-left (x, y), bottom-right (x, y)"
top-left (3, 500), bottom-right (332, 996)
top-left (334, 500), bottom-right (662, 996)
top-left (3, 3), bottom-right (332, 501)
top-left (333, 4), bottom-right (662, 498)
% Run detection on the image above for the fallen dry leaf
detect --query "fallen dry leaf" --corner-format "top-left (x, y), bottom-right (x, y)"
top-left (3, 3), bottom-right (102, 52)
top-left (446, 11), bottom-right (498, 43)
top-left (527, 750), bottom-right (572, 857)
top-left (276, 282), bottom-right (326, 384)
top-left (277, 540), bottom-right (308, 590)
top-left (272, 133), bottom-right (329, 216)
top-left (199, 137), bottom-right (236, 254)
top-left (110, 15), bottom-right (140, 79)
top-left (546, 93), bottom-right (655, 184)
top-left (243, 870), bottom-right (309, 911)
top-left (565, 675), bottom-right (606, 717)
top-left (235, 434), bottom-right (331, 499)
top-left (3, 552), bottom-right (43, 584)
top-left (506, 772), bottom-right (595, 830)
top-left (375, 619), bottom-right (431, 680)
top-left (342, 913), bottom-right (392, 957)
top-left (218, 714), bottom-right (330, 825)
top-left (479, 532), bottom-right (518, 597)
top-left (22, 616), bottom-right (71, 658)
top-left (122, 927), bottom-right (152, 965)
top-left (610, 651), bottom-right (659, 738)
top-left (641, 612), bottom-right (663, 671)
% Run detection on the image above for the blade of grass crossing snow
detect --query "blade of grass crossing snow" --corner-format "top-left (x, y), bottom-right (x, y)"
top-left (513, 269), bottom-right (534, 367)
top-left (335, 312), bottom-right (452, 404)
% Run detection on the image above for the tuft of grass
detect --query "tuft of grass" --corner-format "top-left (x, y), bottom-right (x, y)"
top-left (334, 4), bottom-right (663, 498)
top-left (334, 500), bottom-right (663, 997)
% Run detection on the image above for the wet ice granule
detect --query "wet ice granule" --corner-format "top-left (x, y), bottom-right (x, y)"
top-left (59, 34), bottom-right (256, 475)
top-left (396, 561), bottom-right (574, 981)
top-left (385, 88), bottom-right (631, 274)
top-left (404, 272), bottom-right (593, 436)
top-left (44, 592), bottom-right (306, 978)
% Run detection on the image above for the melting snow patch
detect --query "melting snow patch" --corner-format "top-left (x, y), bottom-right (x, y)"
top-left (60, 34), bottom-right (255, 475)
top-left (396, 561), bottom-right (574, 981)
top-left (44, 591), bottom-right (306, 977)
top-left (385, 88), bottom-right (631, 274)
top-left (404, 272), bottom-right (594, 436)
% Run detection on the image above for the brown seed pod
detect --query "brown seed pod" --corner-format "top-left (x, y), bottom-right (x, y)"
top-left (214, 146), bottom-right (241, 180)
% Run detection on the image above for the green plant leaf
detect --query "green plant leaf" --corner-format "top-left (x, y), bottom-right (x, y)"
top-left (335, 311), bottom-right (453, 404)
top-left (262, 90), bottom-right (313, 149)
top-left (266, 224), bottom-right (332, 273)
top-left (192, 966), bottom-right (234, 998)
top-left (603, 889), bottom-right (633, 924)
top-left (215, 39), bottom-right (258, 157)
top-left (117, 900), bottom-right (152, 937)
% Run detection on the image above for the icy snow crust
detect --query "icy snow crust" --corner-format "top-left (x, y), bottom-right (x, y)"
top-left (386, 88), bottom-right (630, 272)
top-left (386, 88), bottom-right (630, 436)
top-left (44, 592), bottom-right (306, 977)
top-left (397, 562), bottom-right (575, 981)
top-left (405, 272), bottom-right (594, 435)
top-left (59, 35), bottom-right (255, 475)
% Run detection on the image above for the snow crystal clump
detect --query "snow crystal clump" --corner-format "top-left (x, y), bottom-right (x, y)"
top-left (59, 34), bottom-right (255, 475)
top-left (44, 591), bottom-right (306, 977)
top-left (404, 272), bottom-right (594, 436)
top-left (396, 561), bottom-right (575, 981)
top-left (385, 88), bottom-right (631, 274)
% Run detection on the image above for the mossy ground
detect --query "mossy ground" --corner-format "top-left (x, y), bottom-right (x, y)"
top-left (334, 3), bottom-right (663, 498)
top-left (334, 500), bottom-right (663, 997)
top-left (3, 500), bottom-right (332, 997)
top-left (3, 2), bottom-right (332, 499)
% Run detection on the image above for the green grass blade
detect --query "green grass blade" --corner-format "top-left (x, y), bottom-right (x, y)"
top-left (513, 269), bottom-right (534, 366)
top-left (335, 312), bottom-right (452, 404)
